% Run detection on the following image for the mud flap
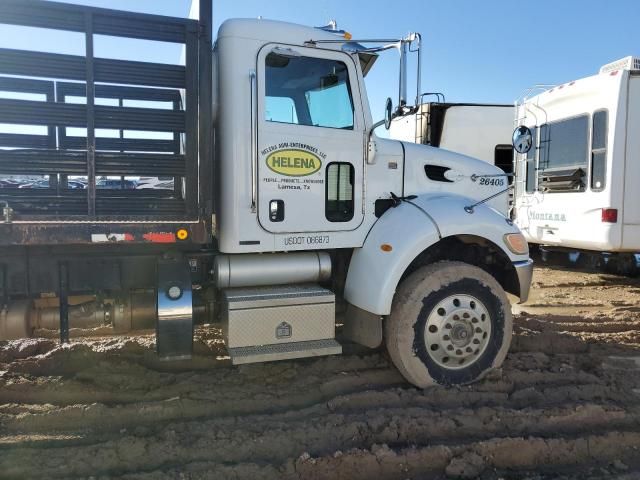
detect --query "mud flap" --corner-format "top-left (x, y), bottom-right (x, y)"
top-left (342, 303), bottom-right (383, 348)
top-left (156, 257), bottom-right (193, 360)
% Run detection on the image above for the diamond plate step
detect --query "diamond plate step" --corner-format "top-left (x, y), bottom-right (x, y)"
top-left (228, 338), bottom-right (342, 365)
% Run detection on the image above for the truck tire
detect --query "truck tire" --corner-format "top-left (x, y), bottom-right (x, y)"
top-left (385, 261), bottom-right (512, 387)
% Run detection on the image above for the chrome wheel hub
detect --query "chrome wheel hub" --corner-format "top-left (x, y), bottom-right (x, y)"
top-left (424, 294), bottom-right (492, 370)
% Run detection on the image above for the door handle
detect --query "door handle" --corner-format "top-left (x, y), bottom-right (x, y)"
top-left (269, 199), bottom-right (284, 222)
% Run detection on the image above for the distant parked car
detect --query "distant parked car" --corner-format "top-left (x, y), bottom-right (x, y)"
top-left (67, 180), bottom-right (86, 189)
top-left (137, 180), bottom-right (174, 190)
top-left (0, 179), bottom-right (20, 188)
top-left (18, 180), bottom-right (50, 189)
top-left (96, 179), bottom-right (137, 189)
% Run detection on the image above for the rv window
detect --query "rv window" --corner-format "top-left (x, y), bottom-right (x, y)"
top-left (264, 53), bottom-right (354, 129)
top-left (525, 127), bottom-right (537, 193)
top-left (325, 162), bottom-right (354, 222)
top-left (591, 110), bottom-right (608, 190)
top-left (539, 115), bottom-right (589, 170)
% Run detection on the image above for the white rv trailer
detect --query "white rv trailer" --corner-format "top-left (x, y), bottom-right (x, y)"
top-left (390, 101), bottom-right (515, 174)
top-left (513, 57), bottom-right (640, 262)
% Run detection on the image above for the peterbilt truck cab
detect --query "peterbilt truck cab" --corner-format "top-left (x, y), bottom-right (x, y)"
top-left (212, 19), bottom-right (531, 385)
top-left (0, 1), bottom-right (532, 388)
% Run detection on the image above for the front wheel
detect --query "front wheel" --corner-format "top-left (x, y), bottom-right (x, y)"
top-left (385, 261), bottom-right (512, 387)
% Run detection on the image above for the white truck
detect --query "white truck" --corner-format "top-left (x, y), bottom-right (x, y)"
top-left (390, 100), bottom-right (515, 175)
top-left (0, 0), bottom-right (532, 387)
top-left (512, 57), bottom-right (640, 273)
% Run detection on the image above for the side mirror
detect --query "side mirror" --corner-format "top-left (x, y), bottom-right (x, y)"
top-left (512, 126), bottom-right (533, 154)
top-left (384, 97), bottom-right (393, 130)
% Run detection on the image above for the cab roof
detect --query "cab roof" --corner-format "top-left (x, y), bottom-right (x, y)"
top-left (218, 18), bottom-right (347, 48)
top-left (217, 18), bottom-right (379, 76)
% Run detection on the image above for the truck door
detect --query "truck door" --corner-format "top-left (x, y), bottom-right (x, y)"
top-left (256, 44), bottom-right (365, 234)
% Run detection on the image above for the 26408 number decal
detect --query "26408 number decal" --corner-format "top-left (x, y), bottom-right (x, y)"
top-left (479, 178), bottom-right (505, 186)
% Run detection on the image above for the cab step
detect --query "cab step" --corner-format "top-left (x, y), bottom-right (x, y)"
top-left (228, 338), bottom-right (342, 365)
top-left (222, 284), bottom-right (341, 365)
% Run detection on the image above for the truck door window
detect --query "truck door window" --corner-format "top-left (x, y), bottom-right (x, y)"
top-left (305, 79), bottom-right (353, 129)
top-left (590, 110), bottom-right (608, 191)
top-left (325, 162), bottom-right (354, 222)
top-left (265, 53), bottom-right (354, 129)
top-left (265, 96), bottom-right (298, 123)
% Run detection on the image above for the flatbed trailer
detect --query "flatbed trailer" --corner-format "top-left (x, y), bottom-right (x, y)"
top-left (0, 0), bottom-right (214, 354)
top-left (0, 0), bottom-right (212, 243)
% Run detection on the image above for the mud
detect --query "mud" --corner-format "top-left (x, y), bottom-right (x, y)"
top-left (1, 265), bottom-right (640, 479)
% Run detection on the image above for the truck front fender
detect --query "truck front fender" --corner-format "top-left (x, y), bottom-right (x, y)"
top-left (344, 193), bottom-right (528, 316)
top-left (344, 199), bottom-right (440, 316)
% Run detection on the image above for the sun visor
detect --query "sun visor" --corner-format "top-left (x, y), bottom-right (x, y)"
top-left (342, 42), bottom-right (379, 77)
top-left (358, 51), bottom-right (378, 77)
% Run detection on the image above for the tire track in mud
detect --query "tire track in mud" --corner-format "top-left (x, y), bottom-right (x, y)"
top-left (1, 266), bottom-right (640, 479)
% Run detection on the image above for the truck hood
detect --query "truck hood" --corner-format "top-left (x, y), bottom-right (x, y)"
top-left (401, 141), bottom-right (510, 216)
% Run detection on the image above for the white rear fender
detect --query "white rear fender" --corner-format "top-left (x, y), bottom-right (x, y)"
top-left (344, 193), bottom-right (529, 316)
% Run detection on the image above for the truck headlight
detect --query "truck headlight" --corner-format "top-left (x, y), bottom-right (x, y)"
top-left (503, 233), bottom-right (528, 255)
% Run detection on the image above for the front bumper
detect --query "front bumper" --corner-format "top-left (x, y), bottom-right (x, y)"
top-left (513, 258), bottom-right (534, 303)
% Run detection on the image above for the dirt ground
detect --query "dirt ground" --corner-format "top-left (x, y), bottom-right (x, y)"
top-left (1, 265), bottom-right (640, 479)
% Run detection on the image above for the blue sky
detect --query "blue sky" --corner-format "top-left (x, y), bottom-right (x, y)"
top-left (1, 0), bottom-right (639, 124)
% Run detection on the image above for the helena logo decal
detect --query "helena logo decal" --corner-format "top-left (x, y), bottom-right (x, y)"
top-left (266, 149), bottom-right (322, 176)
